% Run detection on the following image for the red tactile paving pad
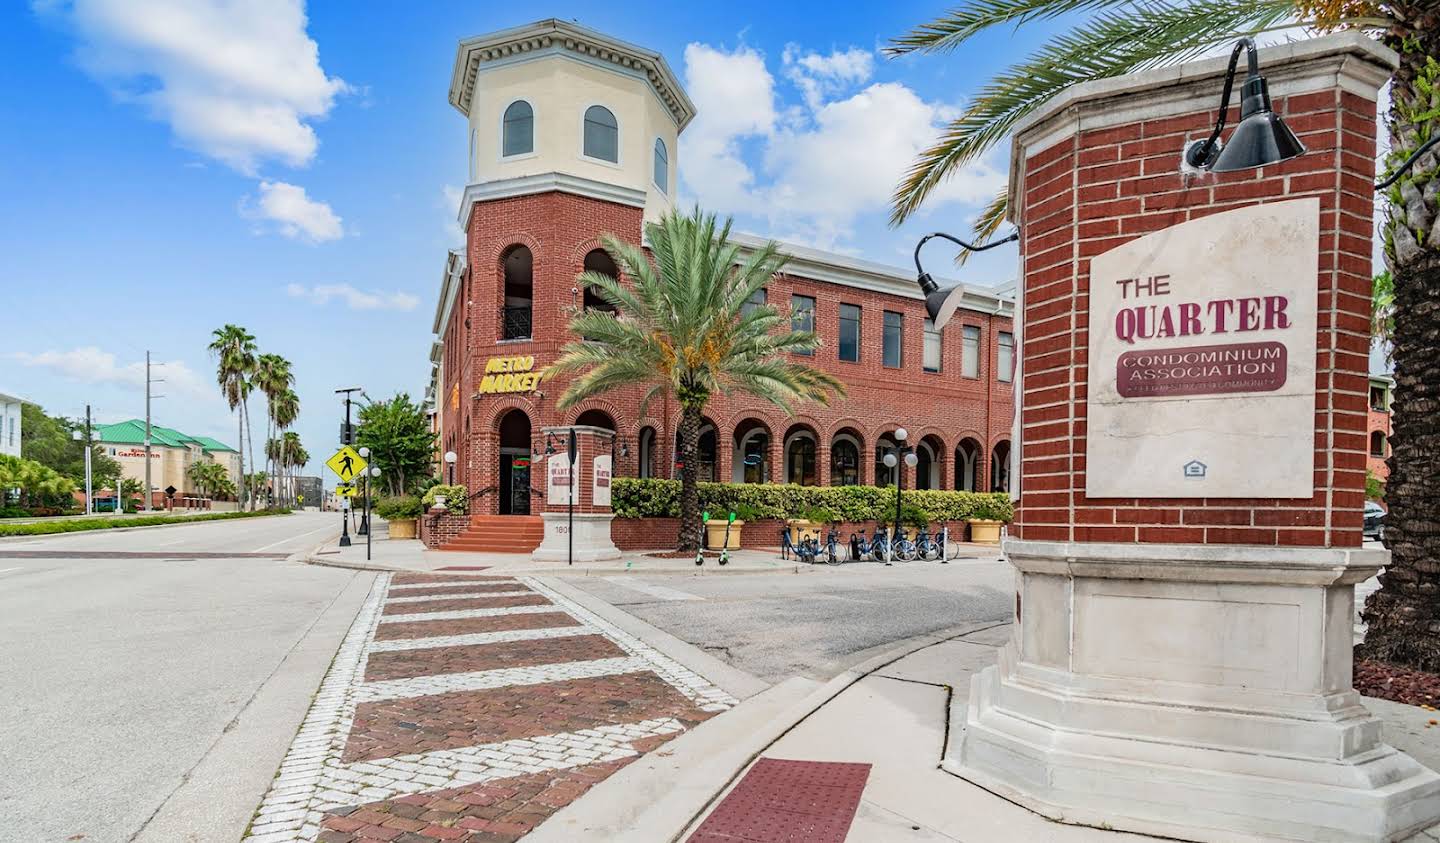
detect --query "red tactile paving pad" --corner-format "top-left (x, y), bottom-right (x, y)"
top-left (687, 758), bottom-right (871, 843)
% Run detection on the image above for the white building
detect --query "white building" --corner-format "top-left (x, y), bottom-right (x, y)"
top-left (0, 391), bottom-right (25, 457)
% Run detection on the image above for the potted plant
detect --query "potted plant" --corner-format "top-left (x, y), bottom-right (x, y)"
top-left (967, 497), bottom-right (1005, 544)
top-left (788, 505), bottom-right (836, 544)
top-left (707, 503), bottom-right (760, 550)
top-left (422, 484), bottom-right (467, 515)
top-left (376, 495), bottom-right (424, 539)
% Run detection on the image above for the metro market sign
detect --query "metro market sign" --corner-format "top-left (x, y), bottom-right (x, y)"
top-left (477, 356), bottom-right (543, 395)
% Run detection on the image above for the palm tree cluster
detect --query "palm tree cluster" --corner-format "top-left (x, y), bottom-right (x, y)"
top-left (888, 2), bottom-right (1438, 669)
top-left (184, 459), bottom-right (236, 501)
top-left (0, 454), bottom-right (75, 509)
top-left (548, 208), bottom-right (845, 552)
top-left (266, 432), bottom-right (310, 507)
top-left (207, 325), bottom-right (304, 510)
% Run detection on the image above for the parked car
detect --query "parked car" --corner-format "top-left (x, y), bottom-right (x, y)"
top-left (1364, 501), bottom-right (1386, 543)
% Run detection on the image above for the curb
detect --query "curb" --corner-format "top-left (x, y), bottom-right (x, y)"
top-left (532, 620), bottom-right (1005, 842)
top-left (0, 511), bottom-right (297, 543)
top-left (300, 548), bottom-right (820, 577)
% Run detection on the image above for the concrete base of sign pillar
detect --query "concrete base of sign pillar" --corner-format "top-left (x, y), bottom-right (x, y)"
top-left (531, 512), bottom-right (622, 563)
top-left (948, 539), bottom-right (1440, 843)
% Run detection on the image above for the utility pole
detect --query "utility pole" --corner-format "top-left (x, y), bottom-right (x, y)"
top-left (145, 352), bottom-right (153, 512)
top-left (84, 405), bottom-right (93, 515)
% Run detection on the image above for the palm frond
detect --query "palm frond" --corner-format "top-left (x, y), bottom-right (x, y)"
top-left (890, 0), bottom-right (1299, 225)
top-left (886, 0), bottom-right (1129, 56)
top-left (954, 188), bottom-right (1013, 264)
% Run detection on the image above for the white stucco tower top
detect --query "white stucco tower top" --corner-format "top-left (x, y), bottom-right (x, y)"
top-left (449, 19), bottom-right (696, 222)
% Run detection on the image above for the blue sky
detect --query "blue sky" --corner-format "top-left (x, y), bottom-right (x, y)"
top-left (0, 2), bottom-right (1386, 480)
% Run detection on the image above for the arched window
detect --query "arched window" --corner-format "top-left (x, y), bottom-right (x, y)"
top-left (583, 105), bottom-right (618, 162)
top-left (582, 249), bottom-right (619, 317)
top-left (501, 245), bottom-right (532, 340)
top-left (830, 438), bottom-right (860, 486)
top-left (785, 434), bottom-right (817, 486)
top-left (1370, 430), bottom-right (1386, 458)
top-left (638, 427), bottom-right (657, 479)
top-left (502, 100), bottom-right (533, 157)
top-left (991, 441), bottom-right (1011, 493)
top-left (653, 138), bottom-right (668, 192)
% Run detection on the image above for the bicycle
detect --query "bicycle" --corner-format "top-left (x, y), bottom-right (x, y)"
top-left (892, 525), bottom-right (918, 562)
top-left (914, 523), bottom-right (943, 561)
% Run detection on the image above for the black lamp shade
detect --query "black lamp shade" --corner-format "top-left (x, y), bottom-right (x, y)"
top-left (1210, 75), bottom-right (1305, 172)
top-left (924, 283), bottom-right (971, 331)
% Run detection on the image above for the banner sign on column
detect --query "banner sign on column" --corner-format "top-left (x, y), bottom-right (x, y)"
top-left (547, 453), bottom-right (574, 506)
top-left (592, 454), bottom-right (612, 508)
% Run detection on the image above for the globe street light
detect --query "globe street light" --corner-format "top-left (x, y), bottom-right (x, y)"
top-left (444, 450), bottom-right (458, 485)
top-left (365, 465), bottom-right (382, 561)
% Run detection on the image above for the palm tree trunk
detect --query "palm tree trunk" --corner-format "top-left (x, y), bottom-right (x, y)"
top-left (243, 399), bottom-right (255, 510)
top-left (1357, 6), bottom-right (1440, 671)
top-left (677, 403), bottom-right (703, 552)
top-left (237, 411), bottom-right (246, 511)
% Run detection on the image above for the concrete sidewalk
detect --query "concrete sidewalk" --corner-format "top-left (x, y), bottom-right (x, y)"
top-left (534, 622), bottom-right (1440, 842)
top-left (306, 523), bottom-right (1005, 577)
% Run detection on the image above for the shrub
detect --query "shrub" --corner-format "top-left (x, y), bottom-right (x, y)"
top-left (422, 484), bottom-right (468, 515)
top-left (611, 478), bottom-right (1012, 523)
top-left (801, 505), bottom-right (838, 524)
top-left (376, 495), bottom-right (423, 520)
top-left (0, 508), bottom-right (290, 537)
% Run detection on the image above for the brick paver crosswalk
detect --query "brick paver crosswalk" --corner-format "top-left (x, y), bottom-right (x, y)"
top-left (244, 573), bottom-right (737, 843)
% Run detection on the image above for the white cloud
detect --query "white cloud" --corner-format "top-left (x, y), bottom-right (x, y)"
top-left (678, 43), bottom-right (777, 211)
top-left (8, 347), bottom-right (211, 400)
top-left (286, 283), bottom-right (418, 311)
top-left (43, 0), bottom-right (348, 173)
top-left (680, 42), bottom-right (1004, 251)
top-left (246, 180), bottom-right (343, 242)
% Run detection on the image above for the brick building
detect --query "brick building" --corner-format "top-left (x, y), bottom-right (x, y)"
top-left (1368, 373), bottom-right (1393, 488)
top-left (425, 19), bottom-right (1015, 523)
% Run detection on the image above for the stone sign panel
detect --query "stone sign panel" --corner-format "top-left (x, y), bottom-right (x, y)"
top-left (546, 453), bottom-right (575, 506)
top-left (1085, 198), bottom-right (1319, 498)
top-left (592, 455), bottom-right (612, 508)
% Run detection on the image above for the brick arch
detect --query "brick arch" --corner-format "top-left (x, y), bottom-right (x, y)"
top-left (721, 408), bottom-right (783, 439)
top-left (826, 418), bottom-right (871, 443)
top-left (563, 398), bottom-right (625, 431)
top-left (913, 427), bottom-right (950, 454)
top-left (485, 399), bottom-right (539, 434)
top-left (781, 414), bottom-right (824, 439)
top-left (484, 232), bottom-right (544, 269)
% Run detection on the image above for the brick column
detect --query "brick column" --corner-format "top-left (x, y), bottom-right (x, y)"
top-left (531, 425), bottom-right (621, 562)
top-left (947, 35), bottom-right (1440, 842)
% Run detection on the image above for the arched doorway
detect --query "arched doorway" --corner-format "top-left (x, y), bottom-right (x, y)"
top-left (830, 430), bottom-right (862, 486)
top-left (674, 420), bottom-right (717, 482)
top-left (497, 410), bottom-right (532, 515)
top-left (955, 438), bottom-right (981, 491)
top-left (783, 425), bottom-right (818, 486)
top-left (732, 419), bottom-right (772, 484)
top-left (574, 409), bottom-right (616, 431)
top-left (638, 426), bottom-right (657, 478)
top-left (875, 432), bottom-right (900, 487)
top-left (991, 440), bottom-right (1011, 493)
top-left (914, 436), bottom-right (942, 490)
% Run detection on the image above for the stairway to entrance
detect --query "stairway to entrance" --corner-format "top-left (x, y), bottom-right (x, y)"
top-left (438, 514), bottom-right (544, 553)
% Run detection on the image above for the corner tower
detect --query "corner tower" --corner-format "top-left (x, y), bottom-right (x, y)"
top-left (449, 18), bottom-right (695, 222)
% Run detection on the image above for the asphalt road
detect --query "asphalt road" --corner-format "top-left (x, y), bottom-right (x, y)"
top-left (0, 511), bottom-right (373, 843)
top-left (562, 558), bottom-right (1015, 683)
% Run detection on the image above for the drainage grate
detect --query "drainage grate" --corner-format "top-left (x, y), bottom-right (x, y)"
top-left (688, 758), bottom-right (871, 843)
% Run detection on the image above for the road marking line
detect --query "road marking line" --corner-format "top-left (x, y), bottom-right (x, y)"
top-left (601, 576), bottom-right (703, 602)
top-left (352, 657), bottom-right (650, 703)
top-left (365, 625), bottom-right (595, 653)
top-left (252, 522), bottom-right (339, 553)
top-left (380, 604), bottom-right (558, 624)
top-left (0, 567), bottom-right (21, 575)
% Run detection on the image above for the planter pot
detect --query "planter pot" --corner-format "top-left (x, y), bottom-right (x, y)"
top-left (433, 494), bottom-right (447, 509)
top-left (705, 519), bottom-right (745, 550)
top-left (388, 518), bottom-right (418, 539)
top-left (786, 519), bottom-right (822, 543)
top-left (967, 519), bottom-right (1003, 544)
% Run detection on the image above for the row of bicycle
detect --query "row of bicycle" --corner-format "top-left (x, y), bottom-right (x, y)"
top-left (780, 522), bottom-right (963, 565)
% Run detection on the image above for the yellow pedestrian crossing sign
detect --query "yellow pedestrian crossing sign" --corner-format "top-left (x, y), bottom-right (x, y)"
top-left (335, 483), bottom-right (357, 498)
top-left (326, 445), bottom-right (367, 483)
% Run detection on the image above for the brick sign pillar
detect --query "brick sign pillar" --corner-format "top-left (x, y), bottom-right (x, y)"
top-left (947, 34), bottom-right (1440, 841)
top-left (531, 425), bottom-right (622, 563)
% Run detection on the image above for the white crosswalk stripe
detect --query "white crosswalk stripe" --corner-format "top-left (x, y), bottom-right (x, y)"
top-left (353, 657), bottom-right (651, 703)
top-left (383, 589), bottom-right (533, 603)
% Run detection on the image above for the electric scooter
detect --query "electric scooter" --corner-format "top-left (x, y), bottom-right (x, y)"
top-left (696, 510), bottom-right (709, 566)
top-left (719, 510), bottom-right (735, 566)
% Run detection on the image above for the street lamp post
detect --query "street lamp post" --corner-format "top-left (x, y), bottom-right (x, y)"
top-left (444, 450), bottom-right (458, 485)
top-left (357, 446), bottom-right (371, 536)
top-left (336, 387), bottom-right (362, 547)
top-left (880, 428), bottom-right (919, 566)
top-left (366, 465), bottom-right (381, 561)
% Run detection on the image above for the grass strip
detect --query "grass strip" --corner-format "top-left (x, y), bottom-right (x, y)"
top-left (0, 508), bottom-right (293, 537)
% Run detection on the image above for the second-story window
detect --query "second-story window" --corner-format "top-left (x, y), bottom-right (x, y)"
top-left (883, 311), bottom-right (903, 368)
top-left (923, 318), bottom-right (941, 373)
top-left (502, 100), bottom-right (534, 157)
top-left (582, 249), bottom-right (619, 341)
top-left (839, 303), bottom-right (861, 362)
top-left (791, 294), bottom-right (815, 356)
top-left (962, 325), bottom-right (980, 378)
top-left (653, 138), bottom-right (668, 192)
top-left (502, 245), bottom-right (532, 340)
top-left (741, 287), bottom-right (766, 317)
top-left (998, 331), bottom-right (1015, 382)
top-left (583, 105), bottom-right (619, 163)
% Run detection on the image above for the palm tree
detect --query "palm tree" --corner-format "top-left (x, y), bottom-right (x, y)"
top-left (547, 208), bottom-right (845, 552)
top-left (208, 325), bottom-right (257, 510)
top-left (888, 3), bottom-right (1438, 670)
top-left (253, 354), bottom-right (294, 498)
top-left (273, 389), bottom-right (300, 504)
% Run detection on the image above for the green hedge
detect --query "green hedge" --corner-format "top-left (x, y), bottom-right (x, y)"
top-left (611, 479), bottom-right (1012, 523)
top-left (0, 508), bottom-right (292, 537)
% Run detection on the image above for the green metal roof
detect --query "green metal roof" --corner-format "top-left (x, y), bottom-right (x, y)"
top-left (95, 420), bottom-right (236, 453)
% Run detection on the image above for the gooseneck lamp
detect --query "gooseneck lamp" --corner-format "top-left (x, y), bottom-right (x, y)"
top-left (1184, 37), bottom-right (1305, 173)
top-left (914, 230), bottom-right (1020, 330)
